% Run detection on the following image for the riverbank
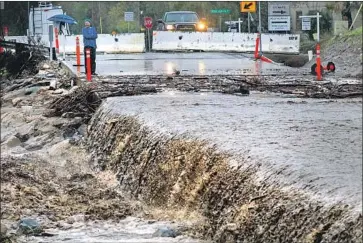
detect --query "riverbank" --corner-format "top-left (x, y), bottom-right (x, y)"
top-left (1, 51), bottom-right (362, 242)
top-left (0, 61), bottom-right (205, 242)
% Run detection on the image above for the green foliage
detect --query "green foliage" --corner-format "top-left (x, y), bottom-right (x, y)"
top-left (61, 1), bottom-right (250, 34)
top-left (1, 1), bottom-right (38, 35)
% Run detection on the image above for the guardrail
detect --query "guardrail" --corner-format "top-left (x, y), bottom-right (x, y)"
top-left (5, 31), bottom-right (300, 55)
top-left (152, 32), bottom-right (300, 54)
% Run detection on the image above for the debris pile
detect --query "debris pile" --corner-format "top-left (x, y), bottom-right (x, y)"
top-left (46, 85), bottom-right (102, 123)
top-left (0, 47), bottom-right (46, 79)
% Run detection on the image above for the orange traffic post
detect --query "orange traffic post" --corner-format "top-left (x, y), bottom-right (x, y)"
top-left (54, 27), bottom-right (59, 54)
top-left (254, 33), bottom-right (260, 59)
top-left (86, 48), bottom-right (92, 82)
top-left (76, 36), bottom-right (81, 66)
top-left (316, 43), bottom-right (322, 81)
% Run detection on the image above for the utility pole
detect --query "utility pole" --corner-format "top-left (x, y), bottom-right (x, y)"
top-left (98, 2), bottom-right (102, 34)
top-left (258, 1), bottom-right (262, 56)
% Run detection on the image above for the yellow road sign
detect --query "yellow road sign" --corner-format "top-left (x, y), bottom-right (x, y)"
top-left (240, 1), bottom-right (256, 13)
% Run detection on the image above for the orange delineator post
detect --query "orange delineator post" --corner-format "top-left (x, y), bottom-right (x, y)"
top-left (316, 43), bottom-right (322, 81)
top-left (260, 55), bottom-right (273, 63)
top-left (54, 27), bottom-right (59, 54)
top-left (76, 36), bottom-right (80, 66)
top-left (86, 48), bottom-right (92, 82)
top-left (254, 33), bottom-right (260, 59)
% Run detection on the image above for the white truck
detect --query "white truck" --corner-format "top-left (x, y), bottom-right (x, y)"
top-left (28, 1), bottom-right (68, 37)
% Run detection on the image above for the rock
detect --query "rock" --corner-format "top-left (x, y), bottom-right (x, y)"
top-left (12, 97), bottom-right (23, 107)
top-left (42, 64), bottom-right (50, 69)
top-left (6, 136), bottom-right (21, 148)
top-left (77, 124), bottom-right (88, 137)
top-left (49, 117), bottom-right (68, 128)
top-left (46, 73), bottom-right (55, 78)
top-left (49, 80), bottom-right (57, 90)
top-left (17, 218), bottom-right (42, 235)
top-left (152, 226), bottom-right (178, 238)
top-left (15, 132), bottom-right (30, 142)
top-left (66, 214), bottom-right (85, 224)
top-left (69, 86), bottom-right (80, 94)
top-left (61, 112), bottom-right (77, 118)
top-left (53, 88), bottom-right (69, 95)
top-left (25, 86), bottom-right (40, 95)
top-left (1, 223), bottom-right (8, 236)
top-left (56, 221), bottom-right (72, 230)
top-left (52, 89), bottom-right (64, 95)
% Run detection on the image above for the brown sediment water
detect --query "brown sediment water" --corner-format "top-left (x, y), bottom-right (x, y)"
top-left (86, 91), bottom-right (362, 242)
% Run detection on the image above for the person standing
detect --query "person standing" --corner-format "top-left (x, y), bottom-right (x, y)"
top-left (82, 18), bottom-right (98, 75)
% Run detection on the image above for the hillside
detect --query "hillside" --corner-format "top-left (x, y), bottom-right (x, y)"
top-left (305, 27), bottom-right (363, 78)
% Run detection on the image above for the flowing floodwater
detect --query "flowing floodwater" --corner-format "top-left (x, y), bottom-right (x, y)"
top-left (105, 91), bottom-right (362, 211)
top-left (19, 217), bottom-right (207, 243)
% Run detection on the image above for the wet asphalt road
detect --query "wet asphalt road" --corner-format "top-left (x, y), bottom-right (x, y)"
top-left (64, 52), bottom-right (297, 76)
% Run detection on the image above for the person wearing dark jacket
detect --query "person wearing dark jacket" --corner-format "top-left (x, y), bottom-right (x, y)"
top-left (82, 18), bottom-right (98, 75)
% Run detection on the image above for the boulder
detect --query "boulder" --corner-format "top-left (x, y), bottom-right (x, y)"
top-left (0, 223), bottom-right (7, 236)
top-left (42, 64), bottom-right (50, 70)
top-left (66, 214), bottom-right (85, 224)
top-left (152, 226), bottom-right (178, 238)
top-left (6, 136), bottom-right (21, 148)
top-left (17, 218), bottom-right (42, 235)
top-left (12, 97), bottom-right (23, 107)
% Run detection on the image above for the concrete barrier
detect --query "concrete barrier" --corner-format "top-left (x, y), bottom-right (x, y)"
top-left (152, 31), bottom-right (300, 54)
top-left (5, 33), bottom-right (146, 54)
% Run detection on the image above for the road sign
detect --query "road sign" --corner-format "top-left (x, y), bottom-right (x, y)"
top-left (302, 17), bottom-right (311, 30)
top-left (144, 17), bottom-right (153, 29)
top-left (124, 12), bottom-right (134, 22)
top-left (211, 9), bottom-right (231, 14)
top-left (268, 3), bottom-right (290, 16)
top-left (268, 16), bottom-right (290, 31)
top-left (240, 1), bottom-right (256, 13)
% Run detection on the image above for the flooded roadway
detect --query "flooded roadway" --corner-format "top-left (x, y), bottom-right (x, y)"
top-left (105, 91), bottom-right (362, 211)
top-left (64, 52), bottom-right (298, 76)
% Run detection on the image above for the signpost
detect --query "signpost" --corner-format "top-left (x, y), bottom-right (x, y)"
top-left (124, 12), bottom-right (134, 33)
top-left (211, 9), bottom-right (230, 32)
top-left (268, 3), bottom-right (291, 32)
top-left (48, 25), bottom-right (53, 61)
top-left (268, 3), bottom-right (290, 16)
top-left (210, 9), bottom-right (230, 14)
top-left (302, 17), bottom-right (311, 31)
top-left (240, 1), bottom-right (256, 13)
top-left (299, 13), bottom-right (323, 80)
top-left (144, 17), bottom-right (152, 51)
top-left (268, 16), bottom-right (291, 31)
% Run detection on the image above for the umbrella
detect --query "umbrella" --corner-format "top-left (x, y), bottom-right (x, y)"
top-left (48, 14), bottom-right (77, 25)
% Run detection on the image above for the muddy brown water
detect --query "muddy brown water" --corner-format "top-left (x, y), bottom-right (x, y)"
top-left (19, 217), bottom-right (207, 243)
top-left (104, 91), bottom-right (362, 212)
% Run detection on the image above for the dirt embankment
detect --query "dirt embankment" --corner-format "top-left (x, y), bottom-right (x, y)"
top-left (303, 27), bottom-right (363, 79)
top-left (0, 60), bottom-right (138, 242)
top-left (86, 108), bottom-right (362, 243)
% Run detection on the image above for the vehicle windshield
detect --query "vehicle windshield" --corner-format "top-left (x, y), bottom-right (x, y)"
top-left (165, 13), bottom-right (199, 23)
